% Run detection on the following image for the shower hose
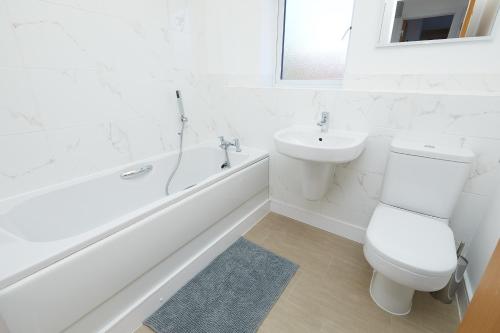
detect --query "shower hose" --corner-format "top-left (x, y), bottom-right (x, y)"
top-left (165, 119), bottom-right (185, 195)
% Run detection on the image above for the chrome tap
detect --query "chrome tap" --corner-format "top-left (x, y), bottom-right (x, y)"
top-left (317, 112), bottom-right (330, 133)
top-left (218, 136), bottom-right (242, 169)
top-left (218, 136), bottom-right (242, 152)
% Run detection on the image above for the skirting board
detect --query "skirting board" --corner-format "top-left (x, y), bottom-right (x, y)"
top-left (271, 199), bottom-right (467, 320)
top-left (270, 199), bottom-right (366, 244)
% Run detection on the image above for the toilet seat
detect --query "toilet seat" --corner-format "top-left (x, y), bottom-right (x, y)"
top-left (364, 204), bottom-right (457, 291)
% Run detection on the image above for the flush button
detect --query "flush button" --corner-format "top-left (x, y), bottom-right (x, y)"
top-left (424, 144), bottom-right (435, 149)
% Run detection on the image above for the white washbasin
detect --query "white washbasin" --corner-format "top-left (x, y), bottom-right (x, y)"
top-left (274, 126), bottom-right (368, 163)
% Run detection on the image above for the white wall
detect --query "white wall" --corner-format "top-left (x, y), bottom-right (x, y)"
top-left (177, 0), bottom-right (500, 246)
top-left (0, 0), bottom-right (220, 199)
top-left (477, 0), bottom-right (500, 35)
top-left (189, 0), bottom-right (500, 294)
top-left (466, 180), bottom-right (500, 294)
top-left (466, 0), bottom-right (500, 36)
top-left (197, 86), bottom-right (500, 242)
top-left (347, 0), bottom-right (500, 76)
top-left (190, 0), bottom-right (500, 301)
top-left (1, 0), bottom-right (499, 264)
top-left (468, 0), bottom-right (488, 36)
top-left (198, 0), bottom-right (277, 83)
top-left (379, 0), bottom-right (399, 43)
top-left (189, 0), bottom-right (500, 92)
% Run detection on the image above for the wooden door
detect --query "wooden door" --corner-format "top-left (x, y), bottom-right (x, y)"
top-left (457, 241), bottom-right (500, 332)
top-left (459, 0), bottom-right (476, 37)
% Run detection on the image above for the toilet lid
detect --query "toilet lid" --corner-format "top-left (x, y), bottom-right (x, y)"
top-left (366, 204), bottom-right (457, 277)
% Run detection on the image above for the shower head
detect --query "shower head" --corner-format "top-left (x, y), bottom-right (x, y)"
top-left (175, 90), bottom-right (187, 122)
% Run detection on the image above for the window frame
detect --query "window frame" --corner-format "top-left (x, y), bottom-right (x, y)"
top-left (274, 0), bottom-right (356, 88)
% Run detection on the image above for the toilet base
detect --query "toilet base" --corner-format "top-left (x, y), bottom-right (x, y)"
top-left (369, 271), bottom-right (414, 315)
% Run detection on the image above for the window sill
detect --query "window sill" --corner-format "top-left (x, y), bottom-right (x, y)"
top-left (273, 79), bottom-right (344, 90)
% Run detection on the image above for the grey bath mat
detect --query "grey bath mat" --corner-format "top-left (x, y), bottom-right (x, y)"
top-left (143, 238), bottom-right (298, 333)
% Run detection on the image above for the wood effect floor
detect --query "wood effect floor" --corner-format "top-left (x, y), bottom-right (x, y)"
top-left (137, 213), bottom-right (459, 333)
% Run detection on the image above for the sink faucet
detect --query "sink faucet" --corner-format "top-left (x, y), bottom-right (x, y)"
top-left (317, 112), bottom-right (330, 133)
top-left (218, 136), bottom-right (242, 169)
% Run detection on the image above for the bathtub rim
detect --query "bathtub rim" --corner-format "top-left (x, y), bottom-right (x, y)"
top-left (0, 141), bottom-right (266, 213)
top-left (0, 142), bottom-right (268, 290)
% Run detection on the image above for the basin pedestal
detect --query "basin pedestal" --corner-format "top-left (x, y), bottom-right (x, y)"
top-left (274, 126), bottom-right (367, 201)
top-left (301, 161), bottom-right (335, 200)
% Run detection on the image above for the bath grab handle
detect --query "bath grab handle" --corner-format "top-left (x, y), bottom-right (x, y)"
top-left (120, 165), bottom-right (153, 180)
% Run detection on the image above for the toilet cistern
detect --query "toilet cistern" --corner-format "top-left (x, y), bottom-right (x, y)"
top-left (317, 112), bottom-right (330, 133)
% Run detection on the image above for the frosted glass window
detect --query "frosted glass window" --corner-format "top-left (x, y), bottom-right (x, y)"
top-left (281, 0), bottom-right (354, 80)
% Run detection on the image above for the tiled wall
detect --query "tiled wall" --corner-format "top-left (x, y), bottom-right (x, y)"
top-left (0, 0), bottom-right (216, 198)
top-left (198, 82), bottom-right (500, 244)
top-left (2, 0), bottom-right (499, 248)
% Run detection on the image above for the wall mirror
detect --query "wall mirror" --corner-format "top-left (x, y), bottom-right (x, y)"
top-left (378, 0), bottom-right (500, 45)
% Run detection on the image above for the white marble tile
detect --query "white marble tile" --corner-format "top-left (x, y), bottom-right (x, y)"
top-left (27, 68), bottom-right (134, 129)
top-left (6, 0), bottom-right (172, 72)
top-left (451, 192), bottom-right (490, 245)
top-left (408, 94), bottom-right (452, 133)
top-left (7, 1), bottom-right (96, 69)
top-left (0, 0), bottom-right (24, 67)
top-left (1, 0), bottom-right (500, 252)
top-left (343, 128), bottom-right (395, 174)
top-left (0, 131), bottom-right (56, 198)
top-left (344, 73), bottom-right (500, 94)
top-left (45, 123), bottom-right (130, 181)
top-left (442, 96), bottom-right (500, 140)
top-left (217, 85), bottom-right (500, 242)
top-left (109, 117), bottom-right (167, 161)
top-left (319, 199), bottom-right (372, 229)
top-left (4, 0), bottom-right (47, 22)
top-left (328, 91), bottom-right (372, 132)
top-left (45, 0), bottom-right (168, 25)
top-left (0, 0), bottom-right (200, 200)
top-left (462, 137), bottom-right (500, 196)
top-left (326, 167), bottom-right (383, 217)
top-left (0, 69), bottom-right (43, 135)
top-left (273, 88), bottom-right (317, 120)
top-left (337, 92), bottom-right (415, 131)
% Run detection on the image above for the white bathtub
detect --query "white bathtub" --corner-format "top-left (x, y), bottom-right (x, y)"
top-left (0, 142), bottom-right (269, 333)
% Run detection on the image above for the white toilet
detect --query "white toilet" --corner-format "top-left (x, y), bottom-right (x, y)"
top-left (364, 139), bottom-right (474, 315)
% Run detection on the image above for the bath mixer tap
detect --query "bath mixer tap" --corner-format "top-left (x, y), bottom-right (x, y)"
top-left (218, 136), bottom-right (241, 169)
top-left (218, 136), bottom-right (241, 152)
top-left (317, 112), bottom-right (330, 133)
